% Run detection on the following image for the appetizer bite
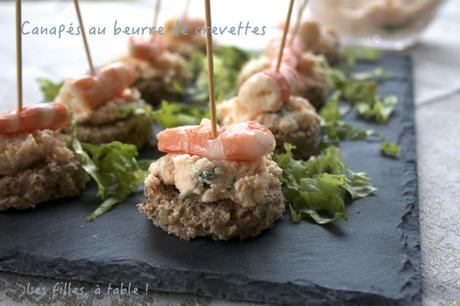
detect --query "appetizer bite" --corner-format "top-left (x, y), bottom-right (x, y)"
top-left (237, 19), bottom-right (339, 109)
top-left (237, 51), bottom-right (329, 108)
top-left (57, 62), bottom-right (153, 149)
top-left (0, 102), bottom-right (88, 211)
top-left (122, 35), bottom-right (191, 105)
top-left (138, 120), bottom-right (285, 241)
top-left (163, 16), bottom-right (207, 58)
top-left (288, 19), bottom-right (341, 65)
top-left (219, 68), bottom-right (321, 157)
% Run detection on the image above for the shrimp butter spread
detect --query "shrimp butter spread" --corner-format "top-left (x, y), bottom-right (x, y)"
top-left (57, 62), bottom-right (153, 149)
top-left (150, 153), bottom-right (282, 208)
top-left (0, 103), bottom-right (88, 211)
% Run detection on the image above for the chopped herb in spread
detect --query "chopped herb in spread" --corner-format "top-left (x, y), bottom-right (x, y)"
top-left (199, 169), bottom-right (220, 189)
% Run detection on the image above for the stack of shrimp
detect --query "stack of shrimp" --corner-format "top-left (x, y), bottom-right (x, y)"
top-left (0, 102), bottom-right (89, 211)
top-left (138, 119), bottom-right (285, 241)
top-left (218, 62), bottom-right (321, 157)
top-left (237, 19), bottom-right (341, 109)
top-left (56, 62), bottom-right (153, 149)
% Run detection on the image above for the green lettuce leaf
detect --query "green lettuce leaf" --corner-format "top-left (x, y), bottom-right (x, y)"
top-left (72, 134), bottom-right (150, 221)
top-left (342, 81), bottom-right (377, 104)
top-left (352, 67), bottom-right (395, 81)
top-left (37, 78), bottom-right (63, 101)
top-left (320, 92), bottom-right (380, 145)
top-left (355, 95), bottom-right (398, 124)
top-left (344, 170), bottom-right (377, 200)
top-left (189, 46), bottom-right (252, 104)
top-left (380, 142), bottom-right (401, 159)
top-left (186, 51), bottom-right (206, 77)
top-left (153, 100), bottom-right (209, 128)
top-left (343, 47), bottom-right (382, 68)
top-left (116, 101), bottom-right (153, 119)
top-left (274, 144), bottom-right (376, 225)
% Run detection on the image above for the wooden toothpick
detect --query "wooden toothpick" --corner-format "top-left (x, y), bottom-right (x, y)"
top-left (153, 0), bottom-right (162, 30)
top-left (292, 0), bottom-right (309, 41)
top-left (204, 0), bottom-right (217, 139)
top-left (275, 0), bottom-right (295, 72)
top-left (73, 0), bottom-right (95, 76)
top-left (183, 0), bottom-right (191, 19)
top-left (16, 0), bottom-right (22, 112)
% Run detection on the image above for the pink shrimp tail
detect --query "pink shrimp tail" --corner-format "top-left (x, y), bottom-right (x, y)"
top-left (263, 70), bottom-right (292, 103)
top-left (0, 102), bottom-right (70, 135)
top-left (68, 62), bottom-right (137, 110)
top-left (220, 122), bottom-right (276, 161)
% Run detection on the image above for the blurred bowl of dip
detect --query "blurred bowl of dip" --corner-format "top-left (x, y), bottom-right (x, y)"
top-left (309, 0), bottom-right (445, 50)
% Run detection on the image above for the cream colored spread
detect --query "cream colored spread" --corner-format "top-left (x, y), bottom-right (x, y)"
top-left (150, 154), bottom-right (282, 208)
top-left (218, 96), bottom-right (320, 134)
top-left (0, 130), bottom-right (73, 176)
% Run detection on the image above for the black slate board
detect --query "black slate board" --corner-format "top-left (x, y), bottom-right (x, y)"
top-left (0, 53), bottom-right (421, 306)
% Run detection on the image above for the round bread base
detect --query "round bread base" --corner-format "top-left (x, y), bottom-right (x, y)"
top-left (77, 115), bottom-right (153, 149)
top-left (134, 76), bottom-right (186, 106)
top-left (0, 158), bottom-right (88, 211)
top-left (138, 182), bottom-right (285, 241)
top-left (272, 127), bottom-right (320, 159)
top-left (299, 80), bottom-right (328, 110)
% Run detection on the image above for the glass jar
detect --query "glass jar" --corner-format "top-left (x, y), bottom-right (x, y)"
top-left (309, 0), bottom-right (445, 50)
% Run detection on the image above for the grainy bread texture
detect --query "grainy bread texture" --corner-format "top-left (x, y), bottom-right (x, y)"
top-left (124, 55), bottom-right (191, 106)
top-left (76, 114), bottom-right (153, 149)
top-left (138, 156), bottom-right (285, 241)
top-left (72, 100), bottom-right (153, 149)
top-left (0, 130), bottom-right (88, 211)
top-left (139, 181), bottom-right (284, 241)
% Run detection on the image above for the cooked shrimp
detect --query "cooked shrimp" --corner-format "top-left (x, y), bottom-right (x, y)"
top-left (157, 119), bottom-right (276, 161)
top-left (237, 57), bottom-right (272, 89)
top-left (0, 102), bottom-right (69, 135)
top-left (57, 62), bottom-right (137, 117)
top-left (128, 36), bottom-right (166, 62)
top-left (238, 67), bottom-right (299, 113)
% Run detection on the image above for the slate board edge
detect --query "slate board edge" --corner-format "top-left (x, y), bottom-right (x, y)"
top-left (392, 54), bottom-right (422, 306)
top-left (0, 54), bottom-right (422, 306)
top-left (0, 253), bottom-right (414, 306)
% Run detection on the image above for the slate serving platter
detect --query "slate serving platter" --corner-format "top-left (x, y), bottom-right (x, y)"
top-left (0, 53), bottom-right (421, 306)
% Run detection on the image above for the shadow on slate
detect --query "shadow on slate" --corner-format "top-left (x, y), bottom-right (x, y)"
top-left (0, 53), bottom-right (421, 306)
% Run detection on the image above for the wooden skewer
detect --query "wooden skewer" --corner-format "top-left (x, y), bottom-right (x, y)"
top-left (204, 0), bottom-right (217, 139)
top-left (73, 0), bottom-right (95, 76)
top-left (153, 0), bottom-right (162, 30)
top-left (275, 0), bottom-right (295, 72)
top-left (183, 0), bottom-right (191, 19)
top-left (16, 0), bottom-right (23, 112)
top-left (292, 0), bottom-right (309, 40)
